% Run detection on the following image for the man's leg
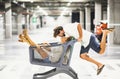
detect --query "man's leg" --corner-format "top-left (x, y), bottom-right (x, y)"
top-left (80, 53), bottom-right (103, 69)
top-left (99, 30), bottom-right (113, 54)
top-left (80, 53), bottom-right (104, 75)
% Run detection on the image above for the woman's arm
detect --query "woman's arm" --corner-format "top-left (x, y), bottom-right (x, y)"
top-left (77, 23), bottom-right (83, 42)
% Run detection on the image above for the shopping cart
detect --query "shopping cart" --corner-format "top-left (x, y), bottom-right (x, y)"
top-left (29, 40), bottom-right (78, 79)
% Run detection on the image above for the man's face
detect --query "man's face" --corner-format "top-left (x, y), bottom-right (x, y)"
top-left (58, 29), bottom-right (65, 37)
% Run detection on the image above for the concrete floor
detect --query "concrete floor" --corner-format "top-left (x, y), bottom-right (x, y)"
top-left (0, 26), bottom-right (120, 79)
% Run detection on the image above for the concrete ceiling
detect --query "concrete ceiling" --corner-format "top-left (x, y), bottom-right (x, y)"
top-left (15, 0), bottom-right (94, 16)
top-left (0, 0), bottom-right (107, 16)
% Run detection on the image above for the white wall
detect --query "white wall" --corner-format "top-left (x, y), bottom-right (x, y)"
top-left (56, 16), bottom-right (71, 26)
top-left (42, 15), bottom-right (71, 28)
top-left (43, 16), bottom-right (55, 27)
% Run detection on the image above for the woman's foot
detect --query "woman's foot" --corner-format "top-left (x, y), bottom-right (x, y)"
top-left (18, 34), bottom-right (30, 45)
top-left (18, 34), bottom-right (27, 42)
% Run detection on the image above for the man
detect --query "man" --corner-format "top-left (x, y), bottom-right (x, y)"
top-left (53, 22), bottom-right (114, 75)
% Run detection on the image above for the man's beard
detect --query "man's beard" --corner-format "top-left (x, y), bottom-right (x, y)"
top-left (63, 33), bottom-right (66, 36)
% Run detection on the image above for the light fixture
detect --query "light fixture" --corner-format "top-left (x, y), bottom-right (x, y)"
top-left (30, 0), bottom-right (33, 3)
top-left (67, 2), bottom-right (71, 6)
top-left (36, 5), bottom-right (40, 9)
top-left (35, 6), bottom-right (48, 16)
top-left (0, 14), bottom-right (2, 17)
top-left (13, 0), bottom-right (18, 4)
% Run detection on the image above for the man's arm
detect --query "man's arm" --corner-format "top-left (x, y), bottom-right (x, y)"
top-left (77, 23), bottom-right (83, 42)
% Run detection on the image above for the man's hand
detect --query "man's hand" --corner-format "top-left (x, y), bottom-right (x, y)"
top-left (77, 38), bottom-right (82, 42)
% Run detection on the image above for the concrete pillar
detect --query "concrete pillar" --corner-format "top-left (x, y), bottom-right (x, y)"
top-left (5, 2), bottom-right (12, 38)
top-left (85, 6), bottom-right (91, 31)
top-left (17, 14), bottom-right (23, 34)
top-left (30, 15), bottom-right (37, 30)
top-left (108, 0), bottom-right (120, 44)
top-left (25, 10), bottom-right (30, 29)
top-left (0, 14), bottom-right (4, 40)
top-left (40, 16), bottom-right (43, 28)
top-left (94, 0), bottom-right (102, 25)
top-left (80, 9), bottom-right (84, 28)
top-left (12, 15), bottom-right (17, 34)
top-left (25, 15), bottom-right (29, 29)
top-left (103, 11), bottom-right (107, 20)
top-left (29, 15), bottom-right (32, 30)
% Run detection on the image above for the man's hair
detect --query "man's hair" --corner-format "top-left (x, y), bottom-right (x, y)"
top-left (53, 26), bottom-right (63, 38)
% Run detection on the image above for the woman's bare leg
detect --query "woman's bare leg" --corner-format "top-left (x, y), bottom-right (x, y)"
top-left (18, 29), bottom-right (49, 59)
